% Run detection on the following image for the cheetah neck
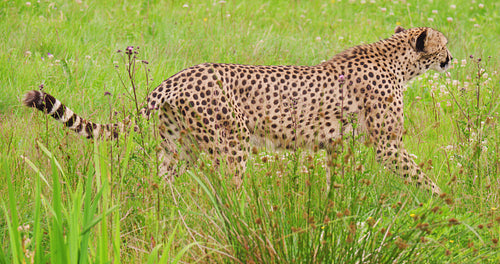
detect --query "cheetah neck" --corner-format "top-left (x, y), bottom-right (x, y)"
top-left (321, 35), bottom-right (425, 85)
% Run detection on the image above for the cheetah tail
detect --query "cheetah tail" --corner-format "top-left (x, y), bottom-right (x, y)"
top-left (23, 90), bottom-right (127, 139)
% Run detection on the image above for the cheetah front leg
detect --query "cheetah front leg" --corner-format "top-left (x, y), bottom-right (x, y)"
top-left (365, 102), bottom-right (442, 195)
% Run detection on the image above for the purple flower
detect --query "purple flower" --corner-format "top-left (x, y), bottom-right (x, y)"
top-left (126, 46), bottom-right (134, 55)
top-left (339, 74), bottom-right (345, 84)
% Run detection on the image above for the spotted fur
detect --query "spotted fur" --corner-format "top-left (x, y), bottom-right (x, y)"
top-left (24, 27), bottom-right (452, 194)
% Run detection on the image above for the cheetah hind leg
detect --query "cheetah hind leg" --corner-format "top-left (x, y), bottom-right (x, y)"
top-left (205, 119), bottom-right (250, 189)
top-left (157, 105), bottom-right (196, 181)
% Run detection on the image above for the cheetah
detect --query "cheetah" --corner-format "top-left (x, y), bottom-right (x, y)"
top-left (24, 26), bottom-right (452, 195)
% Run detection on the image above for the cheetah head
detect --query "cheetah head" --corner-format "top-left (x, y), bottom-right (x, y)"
top-left (398, 27), bottom-right (453, 73)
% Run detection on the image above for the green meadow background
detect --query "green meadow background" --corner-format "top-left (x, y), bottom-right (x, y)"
top-left (1, 0), bottom-right (499, 263)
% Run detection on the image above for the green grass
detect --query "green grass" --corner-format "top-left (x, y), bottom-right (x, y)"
top-left (1, 0), bottom-right (499, 263)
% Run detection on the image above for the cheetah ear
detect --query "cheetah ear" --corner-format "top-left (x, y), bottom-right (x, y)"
top-left (394, 26), bottom-right (405, 34)
top-left (412, 28), bottom-right (443, 54)
top-left (414, 30), bottom-right (427, 52)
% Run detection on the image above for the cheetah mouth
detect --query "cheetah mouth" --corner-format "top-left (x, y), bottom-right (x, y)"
top-left (439, 55), bottom-right (452, 71)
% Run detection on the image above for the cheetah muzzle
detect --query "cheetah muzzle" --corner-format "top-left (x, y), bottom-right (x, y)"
top-left (24, 26), bottom-right (452, 195)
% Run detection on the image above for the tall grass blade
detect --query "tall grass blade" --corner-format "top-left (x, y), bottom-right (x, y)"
top-left (2, 160), bottom-right (23, 264)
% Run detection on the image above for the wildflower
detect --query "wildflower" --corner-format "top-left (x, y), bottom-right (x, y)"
top-left (24, 51), bottom-right (32, 57)
top-left (85, 55), bottom-right (91, 59)
top-left (380, 7), bottom-right (387, 12)
top-left (396, 21), bottom-right (401, 26)
top-left (26, 2), bottom-right (31, 6)
top-left (338, 74), bottom-right (345, 84)
top-left (182, 4), bottom-right (188, 8)
top-left (203, 17), bottom-right (208, 22)
top-left (410, 213), bottom-right (416, 218)
top-left (395, 237), bottom-right (408, 250)
top-left (478, 3), bottom-right (484, 8)
top-left (218, 0), bottom-right (226, 4)
top-left (448, 218), bottom-right (460, 226)
top-left (474, 24), bottom-right (480, 28)
top-left (432, 10), bottom-right (438, 14)
top-left (447, 17), bottom-right (453, 22)
top-left (125, 46), bottom-right (133, 55)
top-left (427, 18), bottom-right (434, 22)
top-left (315, 36), bottom-right (321, 41)
top-left (450, 4), bottom-right (456, 9)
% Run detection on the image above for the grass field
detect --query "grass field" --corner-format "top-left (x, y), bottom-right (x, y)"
top-left (1, 0), bottom-right (499, 263)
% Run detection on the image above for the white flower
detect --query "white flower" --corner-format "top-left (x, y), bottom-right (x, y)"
top-left (85, 55), bottom-right (91, 59)
top-left (381, 7), bottom-right (387, 12)
top-left (26, 2), bottom-right (31, 6)
top-left (461, 59), bottom-right (467, 66)
top-left (478, 3), bottom-right (484, 8)
top-left (24, 51), bottom-right (32, 57)
top-left (182, 4), bottom-right (188, 8)
top-left (447, 17), bottom-right (453, 22)
top-left (450, 4), bottom-right (456, 9)
top-left (432, 10), bottom-right (438, 14)
top-left (428, 18), bottom-right (434, 22)
top-left (452, 80), bottom-right (459, 86)
top-left (316, 36), bottom-right (321, 41)
top-left (474, 24), bottom-right (480, 28)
